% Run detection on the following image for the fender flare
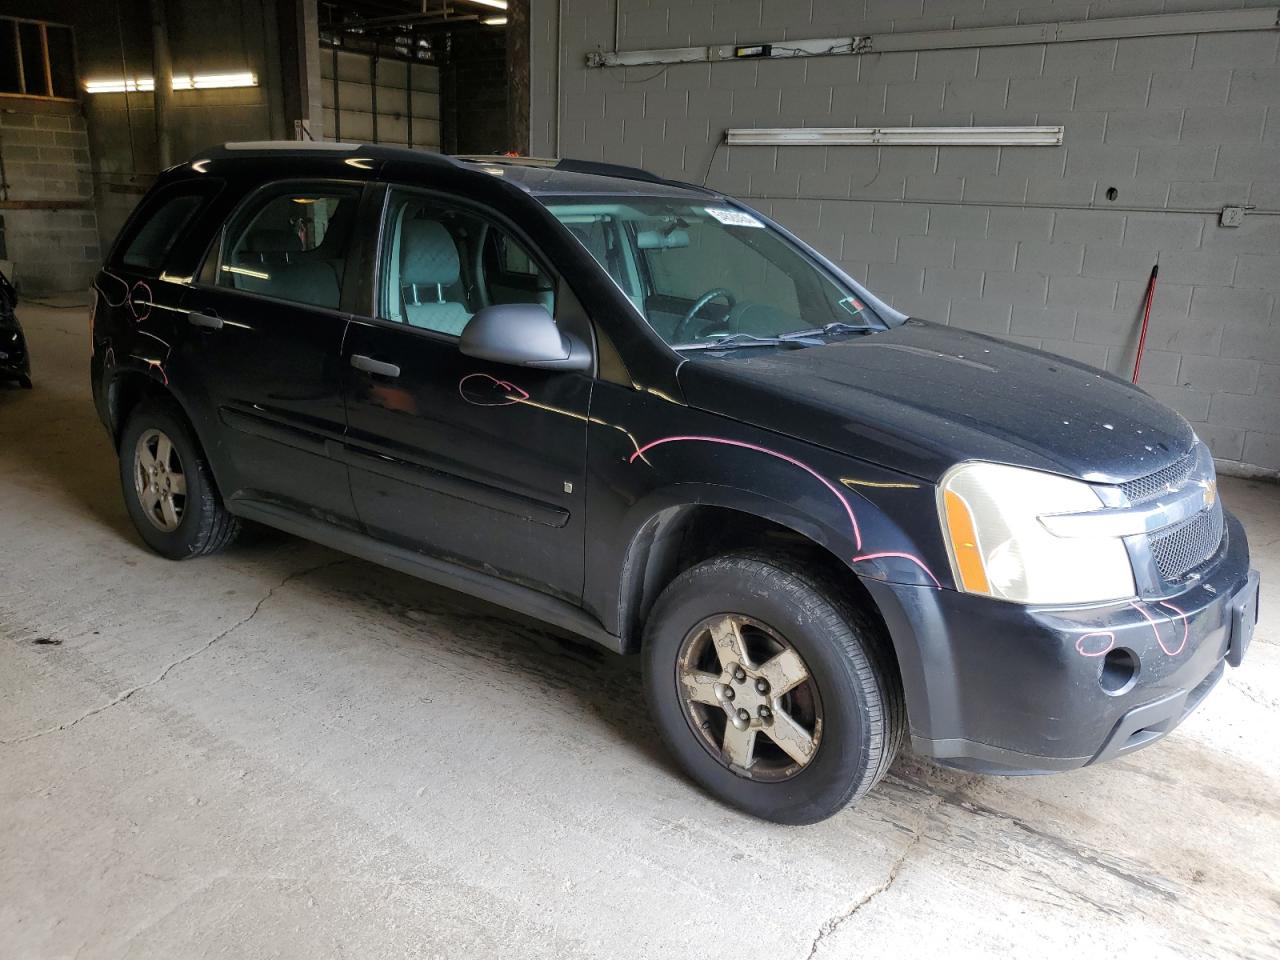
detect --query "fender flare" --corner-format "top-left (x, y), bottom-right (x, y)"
top-left (605, 481), bottom-right (863, 650)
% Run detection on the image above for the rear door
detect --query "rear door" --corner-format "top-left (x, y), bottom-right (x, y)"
top-left (169, 180), bottom-right (366, 522)
top-left (339, 186), bottom-right (592, 602)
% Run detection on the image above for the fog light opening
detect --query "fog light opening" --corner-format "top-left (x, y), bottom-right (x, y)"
top-left (1100, 648), bottom-right (1138, 695)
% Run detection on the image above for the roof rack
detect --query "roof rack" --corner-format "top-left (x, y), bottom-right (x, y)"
top-left (186, 144), bottom-right (715, 194)
top-left (223, 140), bottom-right (361, 152)
top-left (454, 154), bottom-right (715, 194)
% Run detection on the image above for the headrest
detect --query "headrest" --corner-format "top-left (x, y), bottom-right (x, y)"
top-left (243, 228), bottom-right (302, 252)
top-left (401, 220), bottom-right (460, 287)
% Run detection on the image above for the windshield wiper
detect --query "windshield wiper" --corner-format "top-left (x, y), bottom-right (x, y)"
top-left (672, 332), bottom-right (822, 351)
top-left (777, 321), bottom-right (874, 341)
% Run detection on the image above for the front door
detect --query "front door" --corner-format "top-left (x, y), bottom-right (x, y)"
top-left (340, 187), bottom-right (591, 602)
top-left (170, 181), bottom-right (365, 522)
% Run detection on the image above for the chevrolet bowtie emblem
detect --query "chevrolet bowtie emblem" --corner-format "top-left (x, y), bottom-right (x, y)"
top-left (1203, 478), bottom-right (1217, 507)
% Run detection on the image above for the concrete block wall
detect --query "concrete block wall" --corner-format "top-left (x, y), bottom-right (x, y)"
top-left (4, 0), bottom-right (290, 266)
top-left (530, 0), bottom-right (1280, 474)
top-left (0, 101), bottom-right (100, 295)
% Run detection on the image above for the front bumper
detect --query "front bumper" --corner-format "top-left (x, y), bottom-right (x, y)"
top-left (865, 510), bottom-right (1257, 774)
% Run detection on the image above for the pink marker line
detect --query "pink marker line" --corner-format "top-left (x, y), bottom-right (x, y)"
top-left (129, 281), bottom-right (153, 322)
top-left (1076, 631), bottom-right (1116, 658)
top-left (457, 372), bottom-right (529, 406)
top-left (95, 271), bottom-right (131, 308)
top-left (629, 435), bottom-right (862, 550)
top-left (1156, 600), bottom-right (1189, 656)
top-left (850, 551), bottom-right (942, 588)
top-left (1127, 599), bottom-right (1186, 657)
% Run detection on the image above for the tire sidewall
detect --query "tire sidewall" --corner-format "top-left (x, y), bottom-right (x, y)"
top-left (118, 401), bottom-right (212, 559)
top-left (643, 558), bottom-right (882, 825)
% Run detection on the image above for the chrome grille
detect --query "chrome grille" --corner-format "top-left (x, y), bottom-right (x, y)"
top-left (1149, 500), bottom-right (1224, 582)
top-left (1122, 451), bottom-right (1195, 505)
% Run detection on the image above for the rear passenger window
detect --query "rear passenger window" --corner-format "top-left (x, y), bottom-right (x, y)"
top-left (120, 193), bottom-right (207, 271)
top-left (217, 186), bottom-right (360, 310)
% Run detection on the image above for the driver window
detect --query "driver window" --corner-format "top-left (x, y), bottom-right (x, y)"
top-left (379, 190), bottom-right (555, 336)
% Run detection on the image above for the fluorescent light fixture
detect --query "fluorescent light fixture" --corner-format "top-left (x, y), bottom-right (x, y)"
top-left (725, 126), bottom-right (1064, 147)
top-left (85, 72), bottom-right (258, 94)
top-left (183, 72), bottom-right (257, 89)
top-left (482, 16), bottom-right (508, 25)
top-left (85, 77), bottom-right (155, 93)
top-left (458, 0), bottom-right (507, 9)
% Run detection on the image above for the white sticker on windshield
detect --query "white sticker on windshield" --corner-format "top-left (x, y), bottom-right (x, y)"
top-left (704, 206), bottom-right (765, 228)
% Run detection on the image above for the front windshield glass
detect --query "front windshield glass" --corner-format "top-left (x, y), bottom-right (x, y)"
top-left (542, 197), bottom-right (883, 350)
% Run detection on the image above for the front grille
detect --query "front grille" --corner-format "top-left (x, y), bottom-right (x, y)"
top-left (1148, 500), bottom-right (1224, 582)
top-left (1122, 451), bottom-right (1195, 505)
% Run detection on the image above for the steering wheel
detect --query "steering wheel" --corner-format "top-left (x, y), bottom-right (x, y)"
top-left (673, 287), bottom-right (736, 343)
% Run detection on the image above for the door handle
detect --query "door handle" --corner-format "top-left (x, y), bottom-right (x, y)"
top-left (350, 354), bottom-right (401, 378)
top-left (189, 309), bottom-right (223, 330)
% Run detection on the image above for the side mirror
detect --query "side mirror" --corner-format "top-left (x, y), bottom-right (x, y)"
top-left (459, 303), bottom-right (592, 372)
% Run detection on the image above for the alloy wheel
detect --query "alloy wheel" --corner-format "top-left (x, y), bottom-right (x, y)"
top-left (133, 428), bottom-right (187, 532)
top-left (675, 613), bottom-right (823, 781)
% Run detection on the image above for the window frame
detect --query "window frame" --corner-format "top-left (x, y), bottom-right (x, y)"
top-left (193, 177), bottom-right (368, 317)
top-left (0, 16), bottom-right (77, 102)
top-left (367, 183), bottom-right (566, 345)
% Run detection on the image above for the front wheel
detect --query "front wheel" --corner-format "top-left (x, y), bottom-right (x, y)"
top-left (642, 554), bottom-right (904, 824)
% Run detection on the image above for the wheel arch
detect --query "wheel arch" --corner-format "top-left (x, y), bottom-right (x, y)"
top-left (611, 488), bottom-right (893, 660)
top-left (104, 365), bottom-right (231, 499)
top-left (106, 367), bottom-right (175, 444)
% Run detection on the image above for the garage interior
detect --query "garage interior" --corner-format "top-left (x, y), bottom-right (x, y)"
top-left (1, 1), bottom-right (1278, 957)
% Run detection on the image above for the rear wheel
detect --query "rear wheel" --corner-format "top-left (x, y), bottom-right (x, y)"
top-left (119, 399), bottom-right (240, 559)
top-left (643, 553), bottom-right (904, 824)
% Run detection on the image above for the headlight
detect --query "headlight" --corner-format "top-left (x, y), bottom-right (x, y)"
top-left (938, 462), bottom-right (1135, 605)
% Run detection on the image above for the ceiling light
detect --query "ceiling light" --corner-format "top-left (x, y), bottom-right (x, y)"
top-left (183, 72), bottom-right (257, 89)
top-left (482, 16), bottom-right (508, 25)
top-left (725, 126), bottom-right (1064, 147)
top-left (459, 0), bottom-right (507, 9)
top-left (85, 72), bottom-right (258, 94)
top-left (84, 77), bottom-right (155, 93)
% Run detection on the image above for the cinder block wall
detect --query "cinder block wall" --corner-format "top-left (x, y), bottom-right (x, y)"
top-left (0, 101), bottom-right (100, 295)
top-left (530, 0), bottom-right (1280, 475)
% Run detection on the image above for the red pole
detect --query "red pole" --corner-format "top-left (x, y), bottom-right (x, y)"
top-left (1131, 264), bottom-right (1159, 385)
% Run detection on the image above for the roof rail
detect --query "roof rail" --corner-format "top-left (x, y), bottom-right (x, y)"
top-left (223, 140), bottom-right (361, 152)
top-left (454, 153), bottom-right (711, 192)
top-left (553, 158), bottom-right (669, 185)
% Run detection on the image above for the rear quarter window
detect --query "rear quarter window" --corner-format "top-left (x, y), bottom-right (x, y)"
top-left (114, 183), bottom-right (220, 273)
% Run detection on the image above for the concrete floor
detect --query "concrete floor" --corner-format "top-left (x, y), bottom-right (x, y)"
top-left (2, 302), bottom-right (1278, 960)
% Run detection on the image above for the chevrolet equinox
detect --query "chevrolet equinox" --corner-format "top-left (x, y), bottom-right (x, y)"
top-left (90, 143), bottom-right (1260, 824)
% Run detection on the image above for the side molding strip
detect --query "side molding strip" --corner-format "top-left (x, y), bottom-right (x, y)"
top-left (229, 499), bottom-right (620, 652)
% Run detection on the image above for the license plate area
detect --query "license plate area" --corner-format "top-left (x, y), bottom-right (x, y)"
top-left (1227, 569), bottom-right (1260, 669)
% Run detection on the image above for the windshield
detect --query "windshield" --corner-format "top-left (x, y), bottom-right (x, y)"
top-left (542, 197), bottom-right (884, 350)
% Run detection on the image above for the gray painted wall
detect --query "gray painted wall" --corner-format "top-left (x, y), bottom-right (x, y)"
top-left (530, 0), bottom-right (1280, 474)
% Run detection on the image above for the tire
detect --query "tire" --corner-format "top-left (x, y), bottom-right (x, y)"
top-left (642, 553), bottom-right (905, 824)
top-left (118, 398), bottom-right (240, 560)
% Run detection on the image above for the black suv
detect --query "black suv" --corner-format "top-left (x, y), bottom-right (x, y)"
top-left (91, 143), bottom-right (1259, 824)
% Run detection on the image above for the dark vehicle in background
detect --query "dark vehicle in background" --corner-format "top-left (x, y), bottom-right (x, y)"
top-left (89, 143), bottom-right (1258, 824)
top-left (0, 268), bottom-right (31, 389)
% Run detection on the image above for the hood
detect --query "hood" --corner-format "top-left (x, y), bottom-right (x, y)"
top-left (677, 319), bottom-right (1194, 485)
